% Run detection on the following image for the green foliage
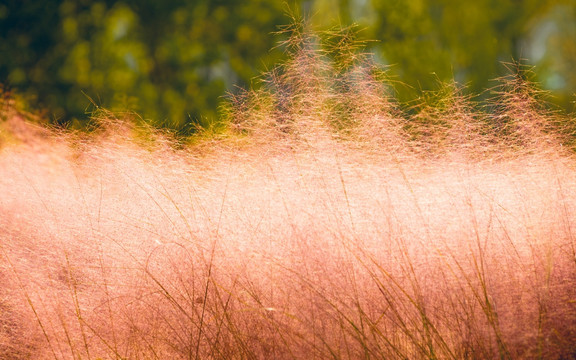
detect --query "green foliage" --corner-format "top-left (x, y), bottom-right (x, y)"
top-left (1, 0), bottom-right (575, 132)
top-left (1, 0), bottom-right (293, 133)
top-left (369, 0), bottom-right (576, 109)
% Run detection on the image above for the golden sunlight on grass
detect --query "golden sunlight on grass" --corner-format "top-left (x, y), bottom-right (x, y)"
top-left (1, 110), bottom-right (576, 358)
top-left (1, 27), bottom-right (576, 359)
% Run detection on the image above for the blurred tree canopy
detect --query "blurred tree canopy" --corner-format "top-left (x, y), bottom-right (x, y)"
top-left (0, 0), bottom-right (292, 130)
top-left (367, 0), bottom-right (576, 107)
top-left (1, 0), bottom-right (575, 132)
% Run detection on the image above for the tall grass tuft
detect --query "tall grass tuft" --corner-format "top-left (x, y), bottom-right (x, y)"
top-left (1, 25), bottom-right (576, 359)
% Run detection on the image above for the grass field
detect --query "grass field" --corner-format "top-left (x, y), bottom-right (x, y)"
top-left (1, 29), bottom-right (576, 359)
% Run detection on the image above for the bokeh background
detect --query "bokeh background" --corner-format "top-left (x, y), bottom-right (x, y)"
top-left (1, 0), bottom-right (575, 132)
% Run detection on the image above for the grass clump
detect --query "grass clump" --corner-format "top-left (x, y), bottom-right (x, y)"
top-left (1, 24), bottom-right (576, 359)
